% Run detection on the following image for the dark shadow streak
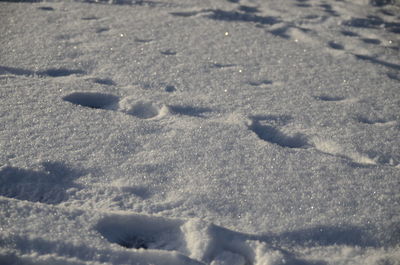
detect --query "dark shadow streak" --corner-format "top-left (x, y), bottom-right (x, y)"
top-left (0, 0), bottom-right (42, 2)
top-left (354, 54), bottom-right (400, 70)
top-left (81, 0), bottom-right (164, 7)
top-left (170, 9), bottom-right (280, 25)
top-left (248, 116), bottom-right (308, 148)
top-left (169, 105), bottom-right (212, 118)
top-left (0, 66), bottom-right (34, 76)
top-left (0, 66), bottom-right (86, 77)
top-left (207, 9), bottom-right (280, 25)
top-left (343, 16), bottom-right (400, 33)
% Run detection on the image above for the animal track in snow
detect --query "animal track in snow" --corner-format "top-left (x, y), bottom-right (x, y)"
top-left (96, 214), bottom-right (185, 251)
top-left (0, 66), bottom-right (85, 77)
top-left (63, 92), bottom-right (168, 119)
top-left (95, 214), bottom-right (251, 264)
top-left (38, 68), bottom-right (86, 77)
top-left (0, 162), bottom-right (83, 204)
top-left (95, 212), bottom-right (375, 265)
top-left (63, 92), bottom-right (119, 109)
top-left (247, 115), bottom-right (309, 148)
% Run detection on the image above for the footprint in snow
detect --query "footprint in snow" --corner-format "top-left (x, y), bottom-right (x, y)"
top-left (0, 162), bottom-right (83, 205)
top-left (96, 213), bottom-right (185, 251)
top-left (63, 92), bottom-right (168, 119)
top-left (247, 115), bottom-right (309, 148)
top-left (96, 214), bottom-right (250, 264)
top-left (96, 213), bottom-right (343, 265)
top-left (63, 92), bottom-right (119, 110)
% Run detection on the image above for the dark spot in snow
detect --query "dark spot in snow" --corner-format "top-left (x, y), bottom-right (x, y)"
top-left (81, 16), bottom-right (99, 20)
top-left (238, 5), bottom-right (260, 13)
top-left (38, 6), bottom-right (54, 11)
top-left (361, 38), bottom-right (381, 45)
top-left (207, 9), bottom-right (281, 25)
top-left (63, 92), bottom-right (119, 109)
top-left (248, 115), bottom-right (309, 148)
top-left (248, 80), bottom-right (273, 86)
top-left (211, 63), bottom-right (236, 68)
top-left (315, 95), bottom-right (345, 101)
top-left (134, 38), bottom-right (153, 43)
top-left (295, 3), bottom-right (312, 8)
top-left (160, 50), bottom-right (177, 55)
top-left (343, 16), bottom-right (400, 34)
top-left (340, 30), bottom-right (359, 37)
top-left (169, 105), bottom-right (212, 117)
top-left (0, 66), bottom-right (34, 76)
top-left (38, 68), bottom-right (86, 77)
top-left (370, 0), bottom-right (395, 7)
top-left (356, 116), bottom-right (388, 125)
top-left (96, 27), bottom-right (110, 33)
top-left (170, 11), bottom-right (200, 17)
top-left (328, 41), bottom-right (344, 50)
top-left (92, 78), bottom-right (116, 86)
top-left (165, 85), bottom-right (176, 92)
top-left (354, 54), bottom-right (400, 70)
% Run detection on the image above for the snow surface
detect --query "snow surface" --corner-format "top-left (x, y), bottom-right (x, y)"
top-left (0, 0), bottom-right (400, 264)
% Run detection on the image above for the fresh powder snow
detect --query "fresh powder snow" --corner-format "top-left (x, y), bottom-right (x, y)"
top-left (0, 0), bottom-right (399, 264)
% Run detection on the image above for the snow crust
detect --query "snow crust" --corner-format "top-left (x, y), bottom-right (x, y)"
top-left (1, 0), bottom-right (399, 264)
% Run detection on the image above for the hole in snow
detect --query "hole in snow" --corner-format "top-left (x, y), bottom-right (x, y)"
top-left (63, 92), bottom-right (119, 109)
top-left (248, 117), bottom-right (309, 148)
top-left (95, 214), bottom-right (183, 251)
top-left (38, 68), bottom-right (85, 77)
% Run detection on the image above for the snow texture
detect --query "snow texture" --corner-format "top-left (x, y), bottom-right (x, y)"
top-left (0, 0), bottom-right (399, 264)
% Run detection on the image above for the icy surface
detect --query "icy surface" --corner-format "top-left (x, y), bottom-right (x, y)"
top-left (0, 0), bottom-right (399, 264)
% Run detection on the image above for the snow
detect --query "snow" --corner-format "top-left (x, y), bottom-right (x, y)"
top-left (0, 0), bottom-right (399, 264)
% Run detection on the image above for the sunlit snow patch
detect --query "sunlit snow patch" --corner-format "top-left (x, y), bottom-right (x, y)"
top-left (118, 97), bottom-right (168, 119)
top-left (313, 139), bottom-right (376, 166)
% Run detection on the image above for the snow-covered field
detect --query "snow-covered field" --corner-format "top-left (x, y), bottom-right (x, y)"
top-left (1, 0), bottom-right (399, 264)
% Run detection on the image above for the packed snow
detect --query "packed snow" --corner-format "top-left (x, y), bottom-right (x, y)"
top-left (0, 0), bottom-right (399, 264)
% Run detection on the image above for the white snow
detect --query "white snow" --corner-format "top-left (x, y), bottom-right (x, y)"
top-left (1, 0), bottom-right (399, 264)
